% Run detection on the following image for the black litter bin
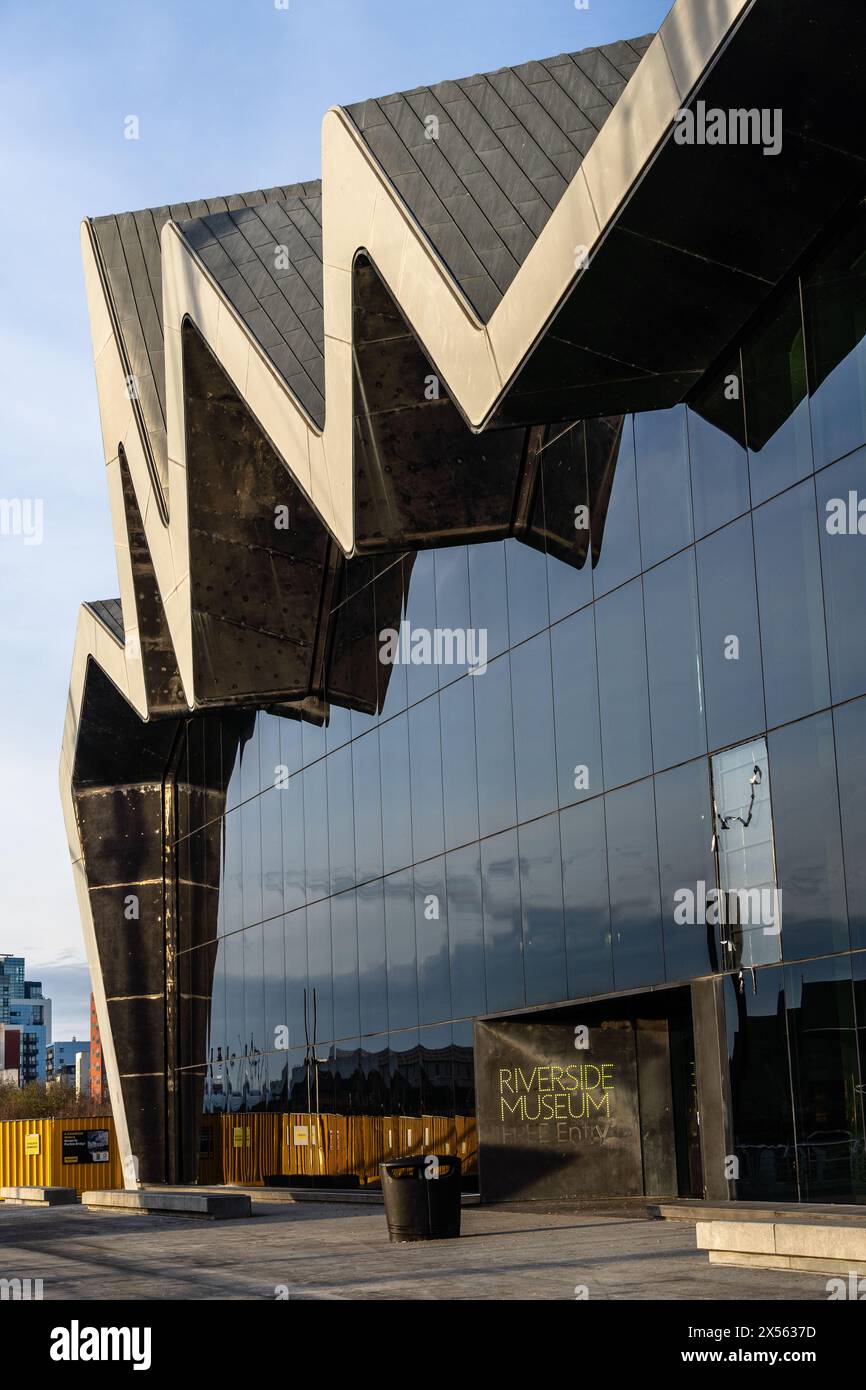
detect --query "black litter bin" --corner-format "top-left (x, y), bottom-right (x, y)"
top-left (379, 1154), bottom-right (461, 1243)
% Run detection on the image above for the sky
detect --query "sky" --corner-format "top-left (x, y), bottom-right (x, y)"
top-left (0, 0), bottom-right (670, 1039)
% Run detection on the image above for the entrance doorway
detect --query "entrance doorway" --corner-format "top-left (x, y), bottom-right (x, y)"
top-left (474, 987), bottom-right (702, 1201)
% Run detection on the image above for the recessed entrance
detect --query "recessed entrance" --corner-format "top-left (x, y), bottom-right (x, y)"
top-left (474, 987), bottom-right (701, 1202)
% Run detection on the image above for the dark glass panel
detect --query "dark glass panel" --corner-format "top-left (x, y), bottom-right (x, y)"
top-left (468, 541), bottom-right (509, 661)
top-left (511, 629), bottom-right (558, 823)
top-left (785, 955), bottom-right (865, 1203)
top-left (519, 814), bottom-right (566, 1006)
top-left (635, 406), bottom-right (692, 569)
top-left (551, 607), bottom-right (602, 807)
top-left (770, 713), bottom-right (849, 961)
top-left (224, 726), bottom-right (243, 814)
top-left (283, 908), bottom-right (308, 1059)
top-left (377, 558), bottom-right (408, 721)
top-left (440, 676), bottom-right (480, 851)
top-left (420, 1023), bottom-right (454, 1116)
top-left (224, 930), bottom-right (245, 1066)
top-left (326, 744), bottom-right (355, 895)
top-left (452, 1020), bottom-right (476, 1114)
top-left (687, 355), bottom-right (751, 540)
top-left (480, 828), bottom-right (524, 1014)
top-left (360, 1035), bottom-right (390, 1116)
top-left (331, 888), bottom-right (360, 1041)
top-left (287, 1045), bottom-right (310, 1112)
top-left (723, 966), bottom-right (797, 1201)
top-left (209, 935), bottom-right (227, 1068)
top-left (405, 549), bottom-right (438, 705)
top-left (301, 713), bottom-right (327, 769)
top-left (352, 727), bottom-right (383, 885)
top-left (302, 761), bottom-right (329, 903)
top-left (606, 778), bottom-right (664, 991)
top-left (505, 536), bottom-right (549, 646)
top-left (379, 712), bottom-right (413, 874)
top-left (803, 202), bottom-right (866, 469)
top-left (590, 415), bottom-right (640, 598)
top-left (595, 578), bottom-right (652, 790)
top-left (854, 953), bottom-right (866, 1149)
top-left (696, 515), bottom-right (766, 752)
top-left (239, 719), bottom-right (260, 802)
top-left (753, 478), bottom-right (830, 728)
top-left (560, 798), bottom-right (613, 999)
top-left (743, 284), bottom-right (812, 506)
top-left (263, 916), bottom-right (287, 1055)
top-left (280, 772), bottom-right (305, 912)
top-left (540, 422), bottom-right (594, 623)
top-left (408, 696), bottom-right (445, 862)
top-left (258, 714), bottom-right (281, 797)
top-left (384, 868), bottom-right (419, 1033)
top-left (260, 787), bottom-right (284, 924)
top-left (815, 450), bottom-right (866, 704)
top-left (278, 716), bottom-right (302, 781)
top-left (711, 739), bottom-right (779, 970)
top-left (655, 758), bottom-right (716, 982)
top-left (306, 899), bottom-right (333, 1047)
top-left (325, 701), bottom-right (352, 755)
top-left (241, 797), bottom-right (263, 929)
top-left (357, 878), bottom-right (388, 1037)
top-left (433, 545), bottom-right (471, 646)
top-left (472, 652), bottom-right (517, 837)
top-left (446, 843), bottom-right (486, 1019)
top-left (833, 697), bottom-right (866, 952)
top-left (643, 549), bottom-right (706, 770)
top-left (389, 1028), bottom-right (422, 1117)
top-left (415, 856), bottom-right (451, 1026)
top-left (222, 806), bottom-right (243, 935)
top-left (334, 1039), bottom-right (361, 1116)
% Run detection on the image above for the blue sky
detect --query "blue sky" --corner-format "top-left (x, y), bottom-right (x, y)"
top-left (0, 0), bottom-right (669, 1038)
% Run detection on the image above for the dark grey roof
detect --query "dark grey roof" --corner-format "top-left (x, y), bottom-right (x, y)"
top-left (179, 186), bottom-right (325, 426)
top-left (346, 35), bottom-right (653, 320)
top-left (86, 598), bottom-right (124, 643)
top-left (88, 34), bottom-right (653, 436)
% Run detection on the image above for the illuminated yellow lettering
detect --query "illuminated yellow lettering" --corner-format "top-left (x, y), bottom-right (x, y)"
top-left (585, 1090), bottom-right (611, 1116)
top-left (567, 1091), bottom-right (587, 1119)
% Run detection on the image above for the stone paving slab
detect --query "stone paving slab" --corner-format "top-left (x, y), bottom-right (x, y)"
top-left (0, 1200), bottom-right (837, 1300)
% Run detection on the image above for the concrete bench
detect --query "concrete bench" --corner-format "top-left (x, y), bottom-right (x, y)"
top-left (82, 1189), bottom-right (251, 1219)
top-left (696, 1218), bottom-right (866, 1276)
top-left (0, 1186), bottom-right (78, 1206)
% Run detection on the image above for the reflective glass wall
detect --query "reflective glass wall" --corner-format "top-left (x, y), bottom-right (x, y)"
top-left (177, 198), bottom-right (866, 1201)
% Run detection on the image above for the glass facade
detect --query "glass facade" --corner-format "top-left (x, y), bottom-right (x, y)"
top-left (176, 198), bottom-right (866, 1202)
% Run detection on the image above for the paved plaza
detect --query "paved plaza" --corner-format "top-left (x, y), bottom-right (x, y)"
top-left (0, 1199), bottom-right (833, 1300)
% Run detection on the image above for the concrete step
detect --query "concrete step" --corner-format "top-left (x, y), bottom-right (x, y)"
top-left (82, 1189), bottom-right (251, 1219)
top-left (0, 1186), bottom-right (79, 1206)
top-left (696, 1218), bottom-right (866, 1276)
top-left (653, 1199), bottom-right (866, 1224)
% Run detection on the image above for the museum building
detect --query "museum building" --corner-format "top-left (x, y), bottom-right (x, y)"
top-left (62, 0), bottom-right (866, 1203)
